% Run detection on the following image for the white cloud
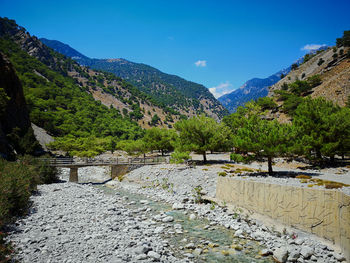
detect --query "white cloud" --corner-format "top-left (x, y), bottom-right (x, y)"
top-left (209, 81), bottom-right (233, 98)
top-left (194, 60), bottom-right (207, 67)
top-left (301, 44), bottom-right (326, 52)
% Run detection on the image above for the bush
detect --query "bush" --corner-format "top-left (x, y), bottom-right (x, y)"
top-left (0, 156), bottom-right (58, 226)
top-left (307, 75), bottom-right (322, 88)
top-left (282, 94), bottom-right (304, 115)
top-left (317, 58), bottom-right (324, 66)
top-left (170, 150), bottom-right (191, 164)
top-left (256, 97), bottom-right (277, 110)
top-left (230, 153), bottom-right (254, 164)
top-left (291, 63), bottom-right (298, 70)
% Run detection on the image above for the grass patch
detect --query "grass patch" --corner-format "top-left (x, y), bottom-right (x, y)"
top-left (218, 172), bottom-right (227, 177)
top-left (296, 174), bottom-right (312, 179)
top-left (309, 178), bottom-right (349, 189)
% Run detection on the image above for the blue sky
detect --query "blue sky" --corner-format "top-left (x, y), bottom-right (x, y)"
top-left (1, 0), bottom-right (350, 98)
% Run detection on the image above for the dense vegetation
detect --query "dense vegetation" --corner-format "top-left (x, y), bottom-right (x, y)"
top-left (0, 156), bottom-right (58, 261)
top-left (0, 38), bottom-right (144, 156)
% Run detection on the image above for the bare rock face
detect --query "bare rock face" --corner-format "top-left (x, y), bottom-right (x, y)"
top-left (0, 52), bottom-right (40, 159)
top-left (0, 17), bottom-right (63, 73)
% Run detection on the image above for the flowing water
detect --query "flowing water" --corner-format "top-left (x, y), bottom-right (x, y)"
top-left (96, 185), bottom-right (274, 263)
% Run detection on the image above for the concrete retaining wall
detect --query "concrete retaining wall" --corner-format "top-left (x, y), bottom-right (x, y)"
top-left (216, 177), bottom-right (350, 260)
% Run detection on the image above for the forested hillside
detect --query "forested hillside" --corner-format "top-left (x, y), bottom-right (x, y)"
top-left (0, 17), bottom-right (150, 156)
top-left (40, 38), bottom-right (228, 119)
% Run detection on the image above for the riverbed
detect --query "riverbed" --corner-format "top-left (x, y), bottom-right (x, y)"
top-left (6, 165), bottom-right (347, 263)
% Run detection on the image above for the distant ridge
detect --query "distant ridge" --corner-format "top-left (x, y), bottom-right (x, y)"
top-left (40, 38), bottom-right (228, 119)
top-left (218, 47), bottom-right (327, 112)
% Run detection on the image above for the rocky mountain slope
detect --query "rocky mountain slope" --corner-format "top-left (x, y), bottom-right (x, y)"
top-left (266, 39), bottom-right (350, 123)
top-left (40, 38), bottom-right (228, 120)
top-left (269, 46), bottom-right (350, 107)
top-left (218, 48), bottom-right (327, 112)
top-left (0, 52), bottom-right (40, 159)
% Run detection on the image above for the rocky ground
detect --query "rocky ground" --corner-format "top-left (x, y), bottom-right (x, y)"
top-left (7, 183), bottom-right (183, 263)
top-left (112, 164), bottom-right (347, 263)
top-left (6, 156), bottom-right (349, 263)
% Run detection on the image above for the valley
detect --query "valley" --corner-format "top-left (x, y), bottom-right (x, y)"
top-left (0, 4), bottom-right (350, 263)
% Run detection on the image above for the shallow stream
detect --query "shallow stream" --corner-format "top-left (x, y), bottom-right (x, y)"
top-left (96, 185), bottom-right (273, 263)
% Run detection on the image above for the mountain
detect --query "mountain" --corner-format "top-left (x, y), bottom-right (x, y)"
top-left (40, 38), bottom-right (228, 119)
top-left (218, 72), bottom-right (285, 112)
top-left (218, 48), bottom-right (327, 112)
top-left (38, 38), bottom-right (89, 62)
top-left (0, 17), bottom-right (144, 140)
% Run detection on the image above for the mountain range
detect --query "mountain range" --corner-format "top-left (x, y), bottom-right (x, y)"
top-left (40, 38), bottom-right (228, 119)
top-left (218, 48), bottom-right (327, 112)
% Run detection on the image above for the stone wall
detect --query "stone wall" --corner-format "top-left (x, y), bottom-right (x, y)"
top-left (216, 177), bottom-right (350, 261)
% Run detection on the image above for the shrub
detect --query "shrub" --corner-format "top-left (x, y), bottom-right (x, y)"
top-left (291, 63), bottom-right (298, 70)
top-left (317, 58), bottom-right (324, 66)
top-left (307, 75), bottom-right (322, 88)
top-left (0, 156), bottom-right (58, 226)
top-left (230, 153), bottom-right (255, 164)
top-left (256, 97), bottom-right (277, 110)
top-left (281, 83), bottom-right (289, 90)
top-left (170, 150), bottom-right (191, 164)
top-left (218, 172), bottom-right (227, 177)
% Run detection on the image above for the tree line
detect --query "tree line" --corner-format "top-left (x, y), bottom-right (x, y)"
top-left (53, 96), bottom-right (350, 175)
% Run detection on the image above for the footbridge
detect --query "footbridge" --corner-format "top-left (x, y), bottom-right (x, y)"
top-left (41, 156), bottom-right (169, 182)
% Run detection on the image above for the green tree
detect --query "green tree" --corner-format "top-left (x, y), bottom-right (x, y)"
top-left (143, 127), bottom-right (177, 155)
top-left (231, 114), bottom-right (292, 175)
top-left (174, 115), bottom-right (219, 162)
top-left (208, 122), bottom-right (232, 153)
top-left (293, 97), bottom-right (350, 163)
top-left (150, 114), bottom-right (161, 126)
top-left (117, 139), bottom-right (148, 157)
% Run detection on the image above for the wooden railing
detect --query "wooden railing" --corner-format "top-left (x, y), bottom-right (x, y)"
top-left (38, 156), bottom-right (168, 166)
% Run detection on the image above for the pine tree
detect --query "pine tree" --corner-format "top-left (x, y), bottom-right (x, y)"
top-left (174, 115), bottom-right (224, 163)
top-left (232, 115), bottom-right (292, 175)
top-left (293, 97), bottom-right (350, 163)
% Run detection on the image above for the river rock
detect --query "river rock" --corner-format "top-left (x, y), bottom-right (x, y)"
top-left (185, 242), bottom-right (196, 249)
top-left (189, 213), bottom-right (196, 220)
top-left (300, 246), bottom-right (314, 259)
top-left (154, 226), bottom-right (165, 234)
top-left (273, 247), bottom-right (289, 263)
top-left (234, 229), bottom-right (243, 237)
top-left (172, 203), bottom-right (185, 210)
top-left (162, 215), bottom-right (174, 223)
top-left (147, 251), bottom-right (161, 260)
top-left (333, 253), bottom-right (346, 262)
top-left (287, 250), bottom-right (300, 262)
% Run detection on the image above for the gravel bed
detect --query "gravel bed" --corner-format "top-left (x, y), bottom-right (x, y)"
top-left (6, 165), bottom-right (348, 263)
top-left (6, 183), bottom-right (183, 263)
top-left (116, 164), bottom-right (347, 263)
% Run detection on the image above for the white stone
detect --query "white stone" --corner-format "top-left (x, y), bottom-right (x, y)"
top-left (300, 246), bottom-right (314, 259)
top-left (162, 215), bottom-right (174, 223)
top-left (273, 247), bottom-right (289, 263)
